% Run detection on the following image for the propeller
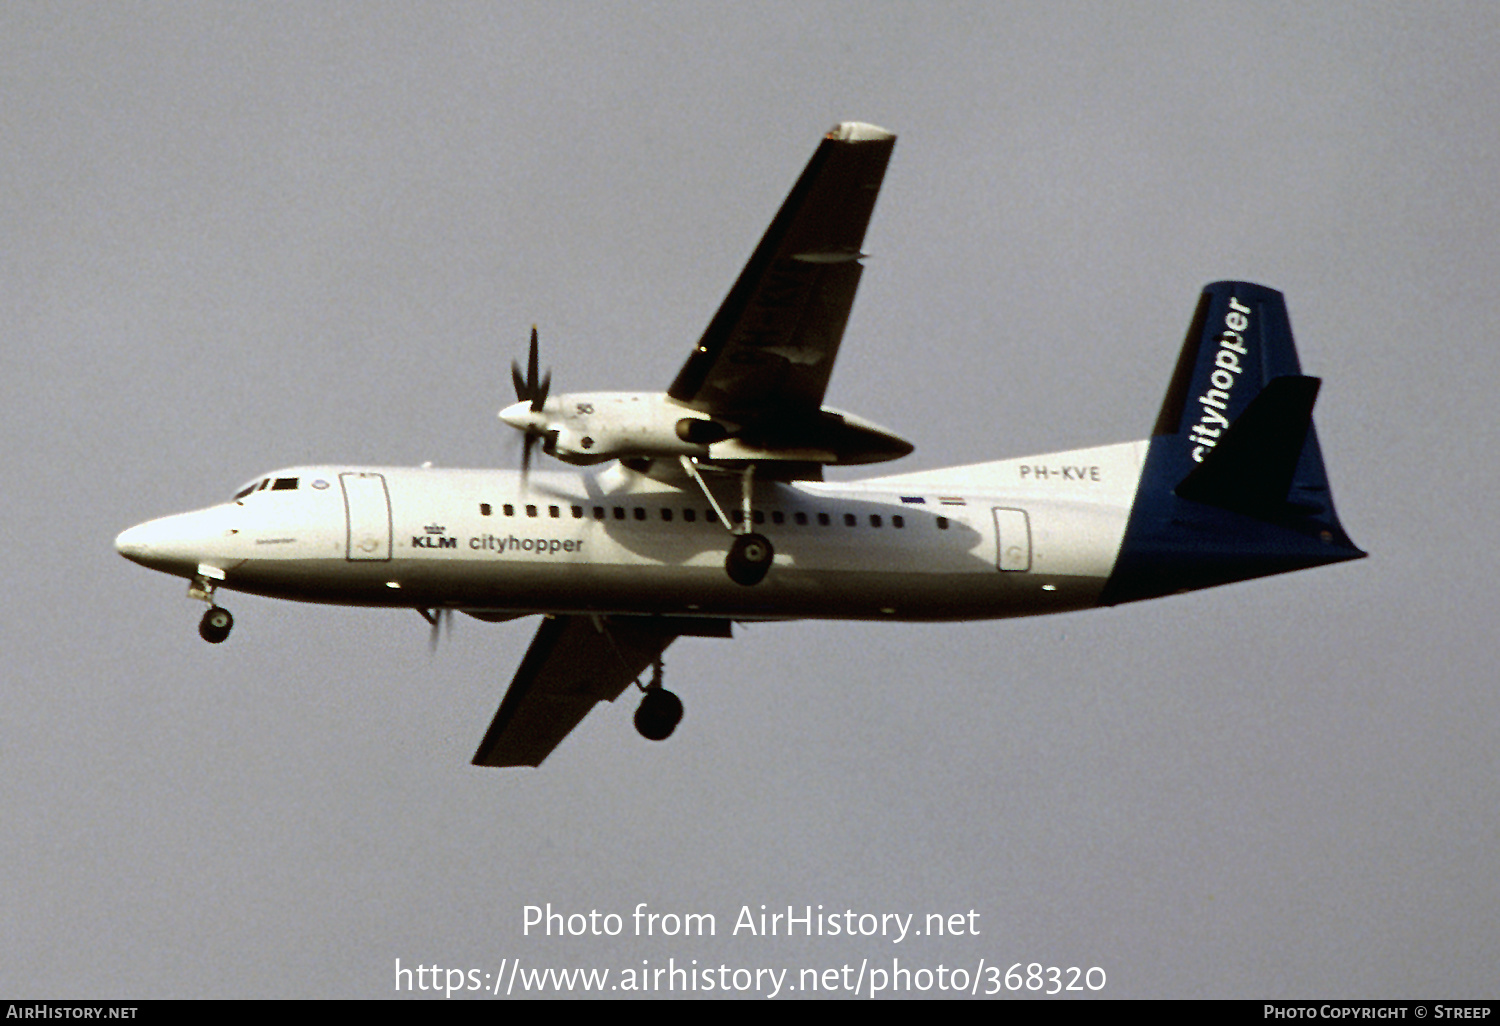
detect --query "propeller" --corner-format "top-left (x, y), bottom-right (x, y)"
top-left (510, 326), bottom-right (553, 477)
top-left (420, 608), bottom-right (454, 653)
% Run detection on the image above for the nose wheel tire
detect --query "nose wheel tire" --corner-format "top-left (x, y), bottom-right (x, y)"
top-left (199, 607), bottom-right (233, 644)
top-left (725, 532), bottom-right (773, 586)
top-left (634, 688), bottom-right (683, 741)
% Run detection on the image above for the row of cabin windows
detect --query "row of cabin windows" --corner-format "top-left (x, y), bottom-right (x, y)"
top-left (476, 502), bottom-right (950, 530)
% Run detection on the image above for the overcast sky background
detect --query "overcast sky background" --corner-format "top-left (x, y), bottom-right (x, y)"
top-left (4, 1), bottom-right (1497, 999)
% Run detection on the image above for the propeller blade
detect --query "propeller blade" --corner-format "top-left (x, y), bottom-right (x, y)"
top-left (426, 608), bottom-right (454, 654)
top-left (527, 326), bottom-right (540, 394)
top-left (512, 360), bottom-right (527, 403)
top-left (508, 324), bottom-right (554, 479)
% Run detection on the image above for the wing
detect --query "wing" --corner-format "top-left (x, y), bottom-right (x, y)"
top-left (471, 615), bottom-right (676, 767)
top-left (667, 122), bottom-right (896, 426)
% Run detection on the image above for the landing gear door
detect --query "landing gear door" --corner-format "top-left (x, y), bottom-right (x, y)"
top-left (992, 507), bottom-right (1031, 572)
top-left (341, 472), bottom-right (392, 562)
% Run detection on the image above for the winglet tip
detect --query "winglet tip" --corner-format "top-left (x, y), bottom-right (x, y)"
top-left (826, 121), bottom-right (895, 142)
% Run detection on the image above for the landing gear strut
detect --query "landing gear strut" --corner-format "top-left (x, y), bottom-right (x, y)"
top-left (633, 654), bottom-right (682, 741)
top-left (680, 457), bottom-right (776, 586)
top-left (189, 566), bottom-right (233, 644)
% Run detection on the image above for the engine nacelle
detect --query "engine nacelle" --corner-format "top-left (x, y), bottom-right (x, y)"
top-left (499, 391), bottom-right (913, 467)
top-left (501, 392), bottom-right (726, 465)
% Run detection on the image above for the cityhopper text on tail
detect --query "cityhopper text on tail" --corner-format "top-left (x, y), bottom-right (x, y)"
top-left (115, 123), bottom-right (1365, 766)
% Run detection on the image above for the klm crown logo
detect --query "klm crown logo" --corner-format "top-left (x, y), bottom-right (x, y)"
top-left (413, 524), bottom-right (457, 550)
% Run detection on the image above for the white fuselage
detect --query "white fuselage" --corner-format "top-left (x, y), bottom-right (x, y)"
top-left (114, 442), bottom-right (1146, 622)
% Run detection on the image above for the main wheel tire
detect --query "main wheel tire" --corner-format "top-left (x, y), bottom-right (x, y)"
top-left (634, 689), bottom-right (683, 741)
top-left (725, 532), bottom-right (773, 586)
top-left (198, 607), bottom-right (233, 644)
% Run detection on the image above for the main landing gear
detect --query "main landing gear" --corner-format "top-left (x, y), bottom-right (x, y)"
top-left (680, 457), bottom-right (775, 587)
top-left (633, 655), bottom-right (683, 741)
top-left (189, 567), bottom-right (233, 644)
top-left (726, 532), bottom-right (773, 586)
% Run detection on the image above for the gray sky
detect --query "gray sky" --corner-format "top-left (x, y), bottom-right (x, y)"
top-left (4, 1), bottom-right (1497, 999)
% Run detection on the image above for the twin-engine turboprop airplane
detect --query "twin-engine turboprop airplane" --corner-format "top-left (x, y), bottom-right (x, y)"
top-left (115, 122), bottom-right (1365, 767)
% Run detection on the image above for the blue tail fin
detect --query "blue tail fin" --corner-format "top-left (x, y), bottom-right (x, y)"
top-left (1100, 283), bottom-right (1364, 606)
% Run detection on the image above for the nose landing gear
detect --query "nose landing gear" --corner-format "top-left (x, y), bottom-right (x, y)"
top-left (189, 566), bottom-right (233, 644)
top-left (198, 606), bottom-right (234, 644)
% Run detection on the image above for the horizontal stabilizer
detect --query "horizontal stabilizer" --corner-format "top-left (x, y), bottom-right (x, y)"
top-left (1175, 375), bottom-right (1321, 518)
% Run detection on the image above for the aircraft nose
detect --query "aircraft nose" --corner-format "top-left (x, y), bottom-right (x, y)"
top-left (115, 522), bottom-right (152, 563)
top-left (114, 510), bottom-right (226, 573)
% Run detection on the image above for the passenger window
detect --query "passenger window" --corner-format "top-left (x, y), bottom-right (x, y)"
top-left (752, 510), bottom-right (765, 525)
top-left (503, 504), bottom-right (515, 517)
top-left (633, 507), bottom-right (646, 521)
top-left (794, 512), bottom-right (808, 526)
top-left (870, 514), bottom-right (882, 527)
top-left (683, 509), bottom-right (697, 523)
top-left (613, 507), bottom-right (625, 520)
top-left (660, 508), bottom-right (673, 522)
top-left (594, 506), bottom-right (605, 521)
top-left (480, 503), bottom-right (492, 516)
top-left (549, 505), bottom-right (560, 518)
top-left (844, 513), bottom-right (857, 527)
top-left (526, 504), bottom-right (538, 517)
top-left (937, 516), bottom-right (949, 529)
top-left (571, 505), bottom-right (583, 519)
top-left (771, 511), bottom-right (784, 525)
top-left (817, 513), bottom-right (830, 526)
top-left (893, 514), bottom-right (904, 529)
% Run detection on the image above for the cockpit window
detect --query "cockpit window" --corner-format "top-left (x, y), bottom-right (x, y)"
top-left (233, 476), bottom-right (297, 500)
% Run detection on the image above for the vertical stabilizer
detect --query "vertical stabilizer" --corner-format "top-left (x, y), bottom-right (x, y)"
top-left (1099, 283), bottom-right (1364, 605)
